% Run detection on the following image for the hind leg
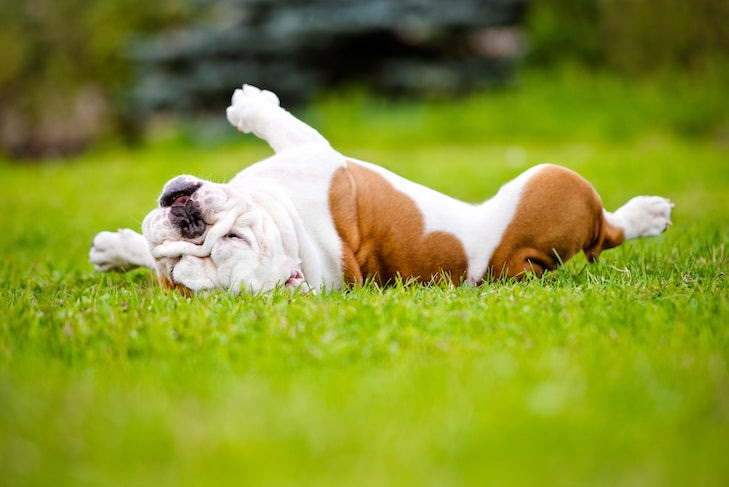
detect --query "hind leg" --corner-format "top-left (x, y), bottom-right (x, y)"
top-left (604, 196), bottom-right (673, 240)
top-left (487, 165), bottom-right (673, 280)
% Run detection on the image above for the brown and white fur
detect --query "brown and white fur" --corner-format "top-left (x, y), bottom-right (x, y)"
top-left (90, 85), bottom-right (673, 294)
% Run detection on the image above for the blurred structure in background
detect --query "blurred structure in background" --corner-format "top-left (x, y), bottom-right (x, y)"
top-left (130, 0), bottom-right (528, 114)
top-left (0, 0), bottom-right (727, 159)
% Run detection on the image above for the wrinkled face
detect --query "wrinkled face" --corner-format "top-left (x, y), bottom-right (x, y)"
top-left (142, 175), bottom-right (308, 294)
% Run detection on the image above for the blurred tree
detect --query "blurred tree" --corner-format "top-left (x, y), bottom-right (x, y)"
top-left (129, 0), bottom-right (529, 115)
top-left (0, 0), bottom-right (191, 158)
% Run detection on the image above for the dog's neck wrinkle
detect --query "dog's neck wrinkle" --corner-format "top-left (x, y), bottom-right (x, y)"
top-left (247, 188), bottom-right (324, 287)
top-left (248, 191), bottom-right (298, 256)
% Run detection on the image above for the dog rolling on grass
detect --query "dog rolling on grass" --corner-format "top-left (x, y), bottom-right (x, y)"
top-left (90, 85), bottom-right (673, 294)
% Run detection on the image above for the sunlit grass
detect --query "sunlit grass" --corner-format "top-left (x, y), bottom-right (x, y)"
top-left (1, 70), bottom-right (728, 486)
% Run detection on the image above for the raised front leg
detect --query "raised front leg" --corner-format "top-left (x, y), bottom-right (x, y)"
top-left (226, 84), bottom-right (329, 153)
top-left (89, 228), bottom-right (155, 272)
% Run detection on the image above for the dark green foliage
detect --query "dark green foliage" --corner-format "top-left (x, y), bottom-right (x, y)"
top-left (527, 0), bottom-right (729, 73)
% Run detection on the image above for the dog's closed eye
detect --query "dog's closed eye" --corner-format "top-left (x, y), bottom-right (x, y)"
top-left (226, 233), bottom-right (251, 245)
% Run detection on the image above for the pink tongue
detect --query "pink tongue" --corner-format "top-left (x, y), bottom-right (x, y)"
top-left (286, 270), bottom-right (304, 287)
top-left (172, 195), bottom-right (191, 206)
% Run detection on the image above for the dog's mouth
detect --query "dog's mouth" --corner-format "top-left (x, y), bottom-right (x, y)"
top-left (285, 270), bottom-right (310, 292)
top-left (161, 261), bottom-right (307, 295)
top-left (171, 194), bottom-right (191, 206)
top-left (151, 203), bottom-right (242, 260)
top-left (159, 178), bottom-right (203, 208)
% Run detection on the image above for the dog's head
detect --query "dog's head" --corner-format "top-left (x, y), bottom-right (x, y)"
top-left (142, 175), bottom-right (308, 294)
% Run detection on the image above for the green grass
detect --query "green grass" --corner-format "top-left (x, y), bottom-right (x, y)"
top-left (1, 70), bottom-right (728, 486)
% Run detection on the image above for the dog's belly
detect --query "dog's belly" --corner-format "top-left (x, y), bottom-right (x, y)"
top-left (228, 146), bottom-right (623, 287)
top-left (328, 161), bottom-right (467, 284)
top-left (328, 161), bottom-right (625, 284)
top-left (328, 160), bottom-right (542, 285)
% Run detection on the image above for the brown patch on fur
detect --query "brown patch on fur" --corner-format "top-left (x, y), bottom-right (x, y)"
top-left (158, 274), bottom-right (193, 297)
top-left (329, 161), bottom-right (468, 285)
top-left (488, 165), bottom-right (625, 279)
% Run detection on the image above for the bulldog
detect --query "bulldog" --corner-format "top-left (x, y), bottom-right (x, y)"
top-left (90, 84), bottom-right (673, 294)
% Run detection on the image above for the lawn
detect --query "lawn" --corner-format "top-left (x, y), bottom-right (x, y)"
top-left (1, 70), bottom-right (728, 486)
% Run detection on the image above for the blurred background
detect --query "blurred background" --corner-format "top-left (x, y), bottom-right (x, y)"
top-left (1, 5), bottom-right (728, 483)
top-left (0, 0), bottom-right (727, 159)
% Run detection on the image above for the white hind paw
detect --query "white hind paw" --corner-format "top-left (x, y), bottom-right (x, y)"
top-left (608, 196), bottom-right (674, 240)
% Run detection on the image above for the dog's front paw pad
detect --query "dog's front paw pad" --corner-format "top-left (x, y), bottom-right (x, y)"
top-left (226, 90), bottom-right (249, 132)
top-left (90, 231), bottom-right (127, 272)
top-left (241, 84), bottom-right (280, 106)
top-left (90, 229), bottom-right (149, 272)
top-left (259, 89), bottom-right (280, 107)
top-left (226, 84), bottom-right (281, 132)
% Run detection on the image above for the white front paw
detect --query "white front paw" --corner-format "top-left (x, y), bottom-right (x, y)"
top-left (226, 84), bottom-right (281, 133)
top-left (614, 196), bottom-right (674, 239)
top-left (90, 229), bottom-right (153, 272)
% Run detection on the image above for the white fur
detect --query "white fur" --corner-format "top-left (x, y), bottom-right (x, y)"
top-left (605, 196), bottom-right (673, 240)
top-left (226, 84), bottom-right (329, 153)
top-left (90, 229), bottom-right (155, 272)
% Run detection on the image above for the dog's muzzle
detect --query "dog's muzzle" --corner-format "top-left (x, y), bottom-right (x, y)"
top-left (160, 177), bottom-right (206, 239)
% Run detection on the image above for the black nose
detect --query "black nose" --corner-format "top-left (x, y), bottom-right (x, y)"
top-left (159, 177), bottom-right (202, 207)
top-left (160, 177), bottom-right (206, 239)
top-left (169, 198), bottom-right (206, 239)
